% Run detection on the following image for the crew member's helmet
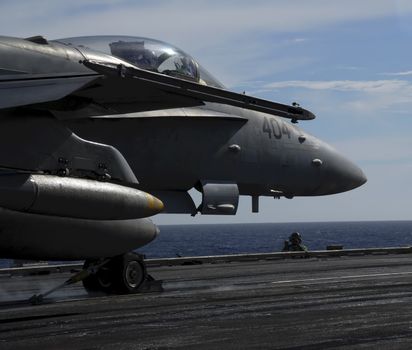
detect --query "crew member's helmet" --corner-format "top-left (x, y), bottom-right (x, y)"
top-left (289, 232), bottom-right (301, 243)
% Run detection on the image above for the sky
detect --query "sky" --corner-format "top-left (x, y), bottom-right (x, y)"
top-left (0, 0), bottom-right (411, 224)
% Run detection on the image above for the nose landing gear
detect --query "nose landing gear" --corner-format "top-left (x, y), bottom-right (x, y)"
top-left (82, 252), bottom-right (161, 295)
top-left (29, 252), bottom-right (162, 305)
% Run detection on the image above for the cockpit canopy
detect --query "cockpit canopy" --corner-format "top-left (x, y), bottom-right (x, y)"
top-left (55, 36), bottom-right (224, 88)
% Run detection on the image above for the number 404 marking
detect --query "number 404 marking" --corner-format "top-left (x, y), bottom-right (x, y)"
top-left (262, 117), bottom-right (291, 139)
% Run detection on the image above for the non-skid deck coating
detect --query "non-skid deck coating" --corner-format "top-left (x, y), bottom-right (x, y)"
top-left (1, 254), bottom-right (412, 349)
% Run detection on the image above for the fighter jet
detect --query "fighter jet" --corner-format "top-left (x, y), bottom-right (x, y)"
top-left (0, 35), bottom-right (366, 294)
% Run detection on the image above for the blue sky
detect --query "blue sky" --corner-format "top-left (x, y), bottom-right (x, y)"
top-left (0, 0), bottom-right (411, 224)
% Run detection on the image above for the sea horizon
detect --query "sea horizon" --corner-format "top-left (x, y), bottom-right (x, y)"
top-left (157, 219), bottom-right (412, 227)
top-left (1, 220), bottom-right (411, 267)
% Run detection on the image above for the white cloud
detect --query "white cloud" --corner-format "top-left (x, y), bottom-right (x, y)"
top-left (264, 80), bottom-right (410, 93)
top-left (261, 79), bottom-right (412, 115)
top-left (1, 0), bottom-right (411, 87)
top-left (288, 38), bottom-right (307, 44)
top-left (1, 0), bottom-right (412, 46)
top-left (383, 70), bottom-right (412, 76)
top-left (335, 65), bottom-right (362, 71)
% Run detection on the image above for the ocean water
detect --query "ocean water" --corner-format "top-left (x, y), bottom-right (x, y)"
top-left (140, 221), bottom-right (412, 258)
top-left (1, 221), bottom-right (412, 267)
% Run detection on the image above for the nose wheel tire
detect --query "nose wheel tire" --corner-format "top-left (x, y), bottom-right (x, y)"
top-left (115, 253), bottom-right (145, 293)
top-left (124, 261), bottom-right (144, 289)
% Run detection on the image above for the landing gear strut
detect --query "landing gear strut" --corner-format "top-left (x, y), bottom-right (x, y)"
top-left (29, 252), bottom-right (162, 304)
top-left (83, 252), bottom-right (151, 294)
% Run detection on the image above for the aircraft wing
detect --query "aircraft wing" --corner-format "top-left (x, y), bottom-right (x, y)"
top-left (0, 73), bottom-right (99, 110)
top-left (82, 60), bottom-right (316, 122)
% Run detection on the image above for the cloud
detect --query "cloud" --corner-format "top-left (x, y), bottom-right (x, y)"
top-left (261, 79), bottom-right (412, 115)
top-left (1, 1), bottom-right (412, 86)
top-left (288, 38), bottom-right (307, 44)
top-left (2, 0), bottom-right (412, 45)
top-left (335, 65), bottom-right (363, 71)
top-left (264, 80), bottom-right (410, 93)
top-left (383, 70), bottom-right (412, 76)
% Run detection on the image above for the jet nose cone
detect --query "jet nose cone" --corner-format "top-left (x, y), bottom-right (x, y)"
top-left (342, 161), bottom-right (367, 191)
top-left (327, 153), bottom-right (367, 193)
top-left (314, 142), bottom-right (367, 195)
top-left (356, 168), bottom-right (367, 188)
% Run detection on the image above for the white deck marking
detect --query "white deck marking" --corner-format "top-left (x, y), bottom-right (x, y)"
top-left (271, 271), bottom-right (412, 285)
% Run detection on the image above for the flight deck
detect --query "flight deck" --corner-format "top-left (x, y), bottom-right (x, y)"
top-left (1, 249), bottom-right (412, 349)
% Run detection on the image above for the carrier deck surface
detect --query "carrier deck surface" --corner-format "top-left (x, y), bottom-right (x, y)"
top-left (1, 250), bottom-right (412, 349)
